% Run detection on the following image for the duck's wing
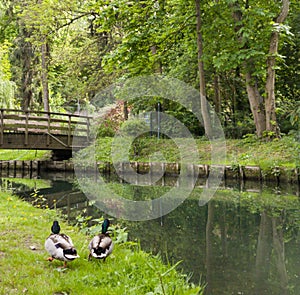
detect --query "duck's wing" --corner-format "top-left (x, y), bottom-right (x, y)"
top-left (89, 234), bottom-right (101, 250)
top-left (45, 234), bottom-right (64, 258)
top-left (47, 234), bottom-right (74, 249)
top-left (59, 233), bottom-right (75, 248)
top-left (99, 236), bottom-right (113, 251)
top-left (90, 234), bottom-right (112, 249)
top-left (89, 234), bottom-right (113, 258)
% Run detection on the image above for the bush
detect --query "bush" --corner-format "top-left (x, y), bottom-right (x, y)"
top-left (119, 118), bottom-right (149, 137)
top-left (97, 118), bottom-right (117, 137)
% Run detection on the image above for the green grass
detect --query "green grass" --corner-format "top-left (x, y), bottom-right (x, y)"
top-left (225, 136), bottom-right (299, 168)
top-left (0, 149), bottom-right (50, 161)
top-left (74, 135), bottom-right (299, 169)
top-left (1, 135), bottom-right (298, 171)
top-left (0, 192), bottom-right (203, 295)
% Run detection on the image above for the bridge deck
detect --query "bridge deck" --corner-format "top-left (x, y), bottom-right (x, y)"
top-left (0, 109), bottom-right (92, 157)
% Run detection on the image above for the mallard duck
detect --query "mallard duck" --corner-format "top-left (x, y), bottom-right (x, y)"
top-left (45, 221), bottom-right (79, 267)
top-left (88, 219), bottom-right (114, 261)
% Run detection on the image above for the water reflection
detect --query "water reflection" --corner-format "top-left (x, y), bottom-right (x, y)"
top-left (1, 174), bottom-right (299, 294)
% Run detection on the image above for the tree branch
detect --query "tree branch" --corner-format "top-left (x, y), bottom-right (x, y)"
top-left (275, 0), bottom-right (290, 24)
top-left (53, 12), bottom-right (94, 33)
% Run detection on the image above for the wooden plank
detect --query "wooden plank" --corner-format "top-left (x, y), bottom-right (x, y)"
top-left (3, 116), bottom-right (88, 127)
top-left (4, 122), bottom-right (69, 130)
top-left (0, 108), bottom-right (91, 150)
top-left (2, 126), bottom-right (89, 135)
top-left (0, 133), bottom-right (88, 150)
top-left (46, 114), bottom-right (50, 146)
top-left (1, 108), bottom-right (91, 118)
top-left (68, 115), bottom-right (71, 146)
top-left (3, 112), bottom-right (90, 123)
top-left (0, 109), bottom-right (3, 145)
top-left (25, 111), bottom-right (28, 145)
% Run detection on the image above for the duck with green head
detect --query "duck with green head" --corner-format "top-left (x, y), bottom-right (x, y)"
top-left (45, 221), bottom-right (79, 267)
top-left (88, 219), bottom-right (114, 261)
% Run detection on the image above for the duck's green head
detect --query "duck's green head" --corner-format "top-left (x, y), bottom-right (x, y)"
top-left (51, 220), bottom-right (60, 234)
top-left (102, 219), bottom-right (110, 234)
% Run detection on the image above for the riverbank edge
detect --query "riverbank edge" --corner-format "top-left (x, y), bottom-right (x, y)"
top-left (0, 192), bottom-right (203, 294)
top-left (0, 159), bottom-right (299, 184)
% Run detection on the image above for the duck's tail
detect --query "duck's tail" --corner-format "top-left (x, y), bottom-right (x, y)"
top-left (63, 248), bottom-right (80, 260)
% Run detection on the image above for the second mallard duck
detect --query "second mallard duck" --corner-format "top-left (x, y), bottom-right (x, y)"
top-left (88, 219), bottom-right (114, 261)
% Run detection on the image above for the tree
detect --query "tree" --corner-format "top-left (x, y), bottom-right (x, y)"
top-left (195, 0), bottom-right (213, 138)
top-left (265, 0), bottom-right (290, 138)
top-left (40, 40), bottom-right (49, 112)
top-left (0, 1), bottom-right (16, 108)
top-left (1, 0), bottom-right (298, 140)
top-left (0, 17), bottom-right (16, 108)
top-left (226, 0), bottom-right (292, 138)
top-left (17, 24), bottom-right (34, 111)
top-left (229, 1), bottom-right (267, 138)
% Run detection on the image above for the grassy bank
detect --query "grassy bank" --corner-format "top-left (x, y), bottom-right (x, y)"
top-left (0, 149), bottom-right (50, 161)
top-left (0, 135), bottom-right (298, 170)
top-left (0, 192), bottom-right (203, 295)
top-left (79, 135), bottom-right (298, 169)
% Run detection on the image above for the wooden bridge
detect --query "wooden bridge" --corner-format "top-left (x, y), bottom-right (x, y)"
top-left (0, 109), bottom-right (92, 159)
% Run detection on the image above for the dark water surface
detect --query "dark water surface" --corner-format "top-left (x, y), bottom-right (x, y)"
top-left (1, 172), bottom-right (299, 295)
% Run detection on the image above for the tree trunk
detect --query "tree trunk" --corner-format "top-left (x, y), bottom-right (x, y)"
top-left (20, 26), bottom-right (33, 111)
top-left (213, 73), bottom-right (221, 114)
top-left (231, 2), bottom-right (267, 137)
top-left (41, 40), bottom-right (50, 112)
top-left (195, 0), bottom-right (213, 138)
top-left (265, 0), bottom-right (290, 138)
top-left (123, 100), bottom-right (129, 120)
top-left (245, 71), bottom-right (266, 137)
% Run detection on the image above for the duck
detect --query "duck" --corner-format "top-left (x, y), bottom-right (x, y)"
top-left (45, 220), bottom-right (79, 267)
top-left (88, 219), bottom-right (114, 261)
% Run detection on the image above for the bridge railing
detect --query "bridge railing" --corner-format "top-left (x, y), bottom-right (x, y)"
top-left (0, 109), bottom-right (92, 147)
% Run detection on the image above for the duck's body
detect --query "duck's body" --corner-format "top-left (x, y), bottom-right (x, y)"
top-left (88, 219), bottom-right (114, 261)
top-left (45, 221), bottom-right (79, 267)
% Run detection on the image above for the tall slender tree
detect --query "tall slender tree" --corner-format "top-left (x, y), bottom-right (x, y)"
top-left (40, 39), bottom-right (49, 112)
top-left (265, 0), bottom-right (290, 138)
top-left (195, 0), bottom-right (213, 138)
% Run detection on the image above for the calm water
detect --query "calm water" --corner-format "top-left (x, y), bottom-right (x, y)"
top-left (1, 172), bottom-right (299, 295)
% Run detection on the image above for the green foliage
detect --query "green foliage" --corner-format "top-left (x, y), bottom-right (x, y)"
top-left (0, 77), bottom-right (16, 108)
top-left (94, 102), bottom-right (128, 137)
top-left (97, 118), bottom-right (119, 137)
top-left (288, 101), bottom-right (300, 132)
top-left (0, 40), bottom-right (16, 108)
top-left (119, 119), bottom-right (149, 137)
top-left (0, 40), bottom-right (12, 80)
top-left (0, 0), bottom-right (299, 138)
